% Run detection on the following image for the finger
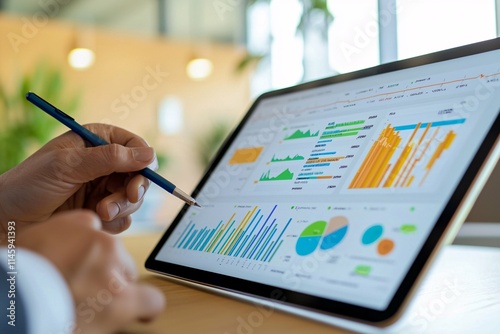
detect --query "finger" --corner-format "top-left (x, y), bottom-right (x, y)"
top-left (132, 284), bottom-right (166, 322)
top-left (104, 283), bottom-right (165, 332)
top-left (84, 124), bottom-right (150, 148)
top-left (103, 173), bottom-right (132, 194)
top-left (55, 210), bottom-right (102, 231)
top-left (102, 216), bottom-right (132, 234)
top-left (85, 124), bottom-right (160, 172)
top-left (60, 144), bottom-right (155, 184)
top-left (126, 174), bottom-right (150, 204)
top-left (96, 191), bottom-right (143, 221)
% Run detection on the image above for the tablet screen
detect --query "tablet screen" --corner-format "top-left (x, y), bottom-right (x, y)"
top-left (150, 39), bottom-right (500, 321)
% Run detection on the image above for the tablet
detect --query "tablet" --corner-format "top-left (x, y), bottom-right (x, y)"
top-left (146, 38), bottom-right (500, 326)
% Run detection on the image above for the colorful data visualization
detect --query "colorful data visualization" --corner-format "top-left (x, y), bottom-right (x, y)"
top-left (173, 205), bottom-right (291, 263)
top-left (349, 119), bottom-right (463, 189)
top-left (296, 216), bottom-right (349, 256)
top-left (361, 225), bottom-right (395, 256)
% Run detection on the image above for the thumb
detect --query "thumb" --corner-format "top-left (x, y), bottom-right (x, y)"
top-left (61, 145), bottom-right (155, 183)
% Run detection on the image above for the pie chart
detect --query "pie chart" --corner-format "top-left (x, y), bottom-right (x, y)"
top-left (296, 216), bottom-right (349, 256)
top-left (320, 216), bottom-right (349, 250)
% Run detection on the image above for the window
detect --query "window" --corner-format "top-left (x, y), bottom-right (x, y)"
top-left (246, 0), bottom-right (499, 95)
top-left (328, 0), bottom-right (379, 74)
top-left (396, 0), bottom-right (497, 60)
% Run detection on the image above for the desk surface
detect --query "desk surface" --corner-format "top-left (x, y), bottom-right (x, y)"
top-left (122, 234), bottom-right (500, 334)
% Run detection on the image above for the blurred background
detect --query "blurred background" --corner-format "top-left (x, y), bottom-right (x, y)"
top-left (0, 0), bottom-right (498, 233)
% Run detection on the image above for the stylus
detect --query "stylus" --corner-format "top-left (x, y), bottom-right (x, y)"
top-left (26, 91), bottom-right (201, 208)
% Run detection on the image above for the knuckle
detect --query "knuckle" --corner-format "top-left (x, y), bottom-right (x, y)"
top-left (105, 143), bottom-right (124, 161)
top-left (94, 232), bottom-right (120, 253)
top-left (106, 216), bottom-right (132, 234)
top-left (74, 209), bottom-right (101, 227)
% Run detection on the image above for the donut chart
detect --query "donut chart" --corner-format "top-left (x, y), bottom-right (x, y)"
top-left (296, 217), bottom-right (349, 256)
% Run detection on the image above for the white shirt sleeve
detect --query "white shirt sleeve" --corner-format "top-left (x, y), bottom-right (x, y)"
top-left (1, 247), bottom-right (75, 334)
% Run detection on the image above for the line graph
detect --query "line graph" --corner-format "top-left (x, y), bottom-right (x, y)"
top-left (292, 72), bottom-right (500, 112)
top-left (251, 71), bottom-right (500, 122)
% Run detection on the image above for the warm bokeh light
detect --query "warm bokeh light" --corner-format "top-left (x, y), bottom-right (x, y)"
top-left (68, 48), bottom-right (95, 70)
top-left (186, 58), bottom-right (213, 81)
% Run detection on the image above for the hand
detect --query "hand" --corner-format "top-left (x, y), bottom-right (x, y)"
top-left (16, 210), bottom-right (166, 334)
top-left (0, 124), bottom-right (157, 234)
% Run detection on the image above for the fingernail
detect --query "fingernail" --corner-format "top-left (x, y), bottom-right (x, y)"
top-left (138, 185), bottom-right (145, 201)
top-left (107, 202), bottom-right (120, 220)
top-left (132, 147), bottom-right (154, 162)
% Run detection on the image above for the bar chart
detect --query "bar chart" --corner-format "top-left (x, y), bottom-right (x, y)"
top-left (349, 118), bottom-right (463, 189)
top-left (173, 205), bottom-right (292, 263)
top-left (294, 118), bottom-right (374, 185)
top-left (319, 120), bottom-right (368, 140)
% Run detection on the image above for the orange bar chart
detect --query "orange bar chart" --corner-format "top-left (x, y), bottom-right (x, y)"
top-left (349, 119), bottom-right (462, 189)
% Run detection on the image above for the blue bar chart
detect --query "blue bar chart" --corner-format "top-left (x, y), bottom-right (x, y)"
top-left (173, 205), bottom-right (291, 263)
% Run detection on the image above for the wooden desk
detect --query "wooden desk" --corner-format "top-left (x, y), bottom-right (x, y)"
top-left (122, 234), bottom-right (500, 334)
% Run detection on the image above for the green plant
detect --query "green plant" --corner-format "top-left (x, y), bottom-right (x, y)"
top-left (0, 64), bottom-right (80, 174)
top-left (195, 120), bottom-right (231, 169)
top-left (236, 0), bottom-right (334, 74)
top-left (296, 0), bottom-right (334, 35)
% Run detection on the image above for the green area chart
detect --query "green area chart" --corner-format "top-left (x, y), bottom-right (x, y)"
top-left (259, 168), bottom-right (294, 181)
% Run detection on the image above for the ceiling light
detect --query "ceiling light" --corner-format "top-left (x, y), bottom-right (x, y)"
top-left (68, 48), bottom-right (95, 70)
top-left (186, 58), bottom-right (213, 81)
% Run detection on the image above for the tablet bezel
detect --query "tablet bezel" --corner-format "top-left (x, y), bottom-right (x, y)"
top-left (146, 37), bottom-right (500, 324)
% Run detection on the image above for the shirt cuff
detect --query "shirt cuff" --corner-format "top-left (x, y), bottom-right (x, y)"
top-left (2, 247), bottom-right (75, 334)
